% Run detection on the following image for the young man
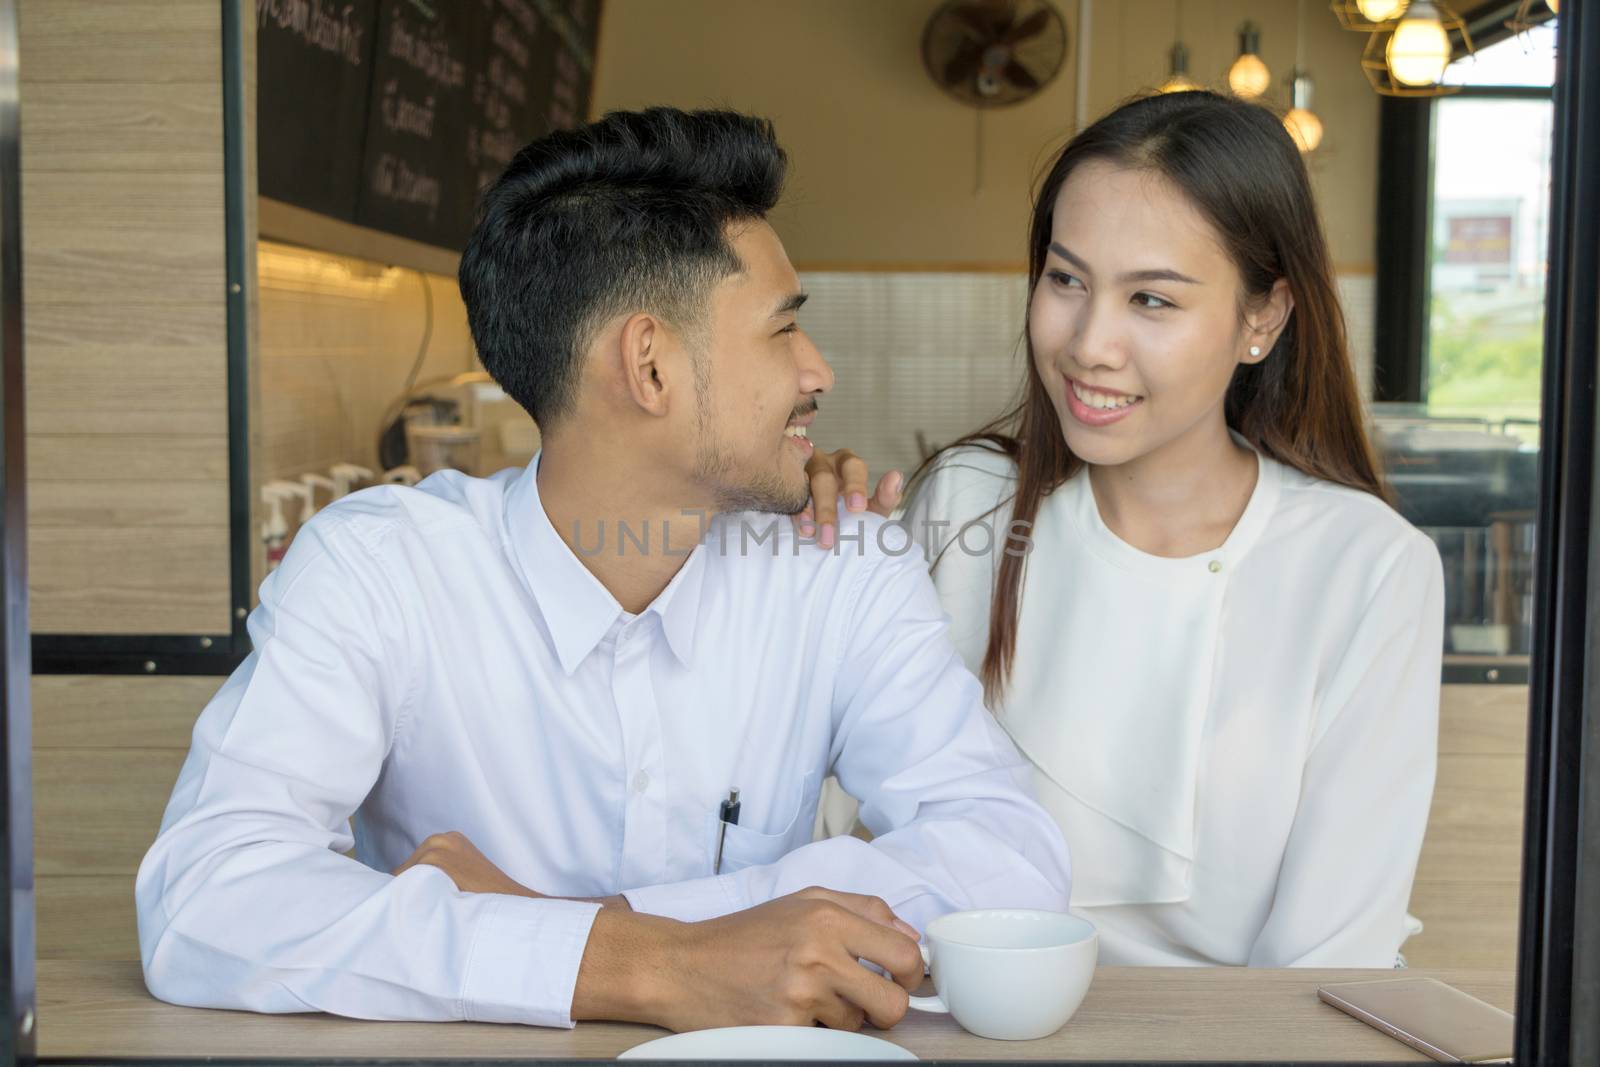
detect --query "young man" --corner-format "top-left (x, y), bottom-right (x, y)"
top-left (136, 108), bottom-right (1070, 1033)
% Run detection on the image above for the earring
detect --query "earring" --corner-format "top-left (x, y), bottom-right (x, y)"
top-left (1249, 345), bottom-right (1262, 357)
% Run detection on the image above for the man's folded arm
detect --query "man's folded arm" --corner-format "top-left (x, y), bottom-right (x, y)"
top-left (626, 548), bottom-right (1072, 927)
top-left (134, 518), bottom-right (601, 1028)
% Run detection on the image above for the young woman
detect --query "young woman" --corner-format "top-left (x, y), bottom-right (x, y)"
top-left (805, 91), bottom-right (1443, 968)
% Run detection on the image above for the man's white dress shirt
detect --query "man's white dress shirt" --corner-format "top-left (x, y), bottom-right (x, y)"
top-left (888, 441), bottom-right (1442, 967)
top-left (135, 456), bottom-right (1072, 1028)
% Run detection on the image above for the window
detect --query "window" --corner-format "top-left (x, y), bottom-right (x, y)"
top-left (1374, 25), bottom-right (1555, 683)
top-left (1427, 31), bottom-right (1556, 431)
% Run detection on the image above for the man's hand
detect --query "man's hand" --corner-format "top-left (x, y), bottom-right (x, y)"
top-left (393, 831), bottom-right (631, 908)
top-left (393, 831), bottom-right (543, 898)
top-left (573, 886), bottom-right (924, 1033)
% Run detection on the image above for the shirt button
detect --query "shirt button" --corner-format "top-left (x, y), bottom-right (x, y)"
top-left (1208, 560), bottom-right (1223, 573)
top-left (632, 770), bottom-right (651, 794)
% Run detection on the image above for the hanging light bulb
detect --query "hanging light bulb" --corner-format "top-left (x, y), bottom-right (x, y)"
top-left (1228, 22), bottom-right (1271, 97)
top-left (1160, 4), bottom-right (1198, 94)
top-left (1283, 70), bottom-right (1324, 152)
top-left (1356, 0), bottom-right (1407, 21)
top-left (1283, 108), bottom-right (1323, 151)
top-left (1160, 41), bottom-right (1200, 92)
top-left (1282, 5), bottom-right (1322, 152)
top-left (1386, 1), bottom-right (1452, 86)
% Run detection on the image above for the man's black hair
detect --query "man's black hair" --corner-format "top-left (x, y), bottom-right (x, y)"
top-left (458, 107), bottom-right (788, 428)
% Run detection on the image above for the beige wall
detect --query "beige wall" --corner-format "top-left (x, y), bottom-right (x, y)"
top-left (1085, 0), bottom-right (1378, 273)
top-left (256, 243), bottom-right (476, 485)
top-left (593, 0), bottom-right (1377, 272)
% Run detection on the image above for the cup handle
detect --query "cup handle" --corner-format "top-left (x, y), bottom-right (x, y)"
top-left (907, 943), bottom-right (948, 1013)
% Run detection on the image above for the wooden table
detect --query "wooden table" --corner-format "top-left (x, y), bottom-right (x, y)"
top-left (37, 961), bottom-right (1514, 1061)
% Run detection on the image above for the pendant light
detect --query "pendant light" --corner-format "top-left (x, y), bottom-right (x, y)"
top-left (1386, 0), bottom-right (1452, 86)
top-left (1284, 72), bottom-right (1324, 151)
top-left (1282, 2), bottom-right (1323, 153)
top-left (1331, 0), bottom-right (1409, 32)
top-left (1545, 0), bottom-right (1558, 12)
top-left (1161, 42), bottom-right (1201, 92)
top-left (1358, 0), bottom-right (1472, 95)
top-left (1356, 0), bottom-right (1407, 20)
top-left (1160, 2), bottom-right (1199, 92)
top-left (1228, 22), bottom-right (1271, 97)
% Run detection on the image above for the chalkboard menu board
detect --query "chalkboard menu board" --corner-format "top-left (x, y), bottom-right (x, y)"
top-left (257, 0), bottom-right (602, 251)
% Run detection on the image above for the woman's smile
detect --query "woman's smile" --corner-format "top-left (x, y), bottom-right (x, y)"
top-left (1063, 374), bottom-right (1145, 427)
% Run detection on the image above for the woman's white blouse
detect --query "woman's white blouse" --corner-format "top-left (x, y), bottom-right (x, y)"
top-left (900, 444), bottom-right (1444, 967)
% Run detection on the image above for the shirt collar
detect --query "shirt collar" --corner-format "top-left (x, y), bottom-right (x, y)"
top-left (1058, 432), bottom-right (1281, 576)
top-left (503, 454), bottom-right (707, 675)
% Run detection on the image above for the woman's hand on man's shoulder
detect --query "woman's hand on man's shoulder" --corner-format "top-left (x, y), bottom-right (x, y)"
top-left (795, 448), bottom-right (903, 548)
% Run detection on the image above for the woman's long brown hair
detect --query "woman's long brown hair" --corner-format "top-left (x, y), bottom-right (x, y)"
top-left (913, 90), bottom-right (1388, 706)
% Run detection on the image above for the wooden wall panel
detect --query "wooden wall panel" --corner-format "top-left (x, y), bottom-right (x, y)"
top-left (30, 480), bottom-right (229, 530)
top-left (33, 676), bottom-right (222, 959)
top-left (35, 748), bottom-right (188, 876)
top-left (36, 877), bottom-right (140, 962)
top-left (21, 173), bottom-right (223, 302)
top-left (20, 83), bottom-right (223, 173)
top-left (33, 675), bottom-right (222, 749)
top-left (1435, 684), bottom-right (1532, 755)
top-left (1405, 684), bottom-right (1529, 973)
top-left (1413, 754), bottom-right (1528, 885)
top-left (27, 674), bottom-right (370, 962)
top-left (28, 435), bottom-right (229, 483)
top-left (28, 528), bottom-right (230, 635)
top-left (20, 0), bottom-right (235, 636)
top-left (25, 302), bottom-right (228, 435)
top-left (1403, 881), bottom-right (1524, 973)
top-left (17, 2), bottom-right (221, 85)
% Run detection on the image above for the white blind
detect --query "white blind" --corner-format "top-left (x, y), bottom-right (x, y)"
top-left (799, 271), bottom-right (1031, 479)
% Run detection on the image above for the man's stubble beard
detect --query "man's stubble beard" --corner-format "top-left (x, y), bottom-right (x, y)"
top-left (690, 366), bottom-right (809, 516)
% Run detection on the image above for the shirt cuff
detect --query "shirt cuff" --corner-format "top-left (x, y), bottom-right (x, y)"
top-left (459, 895), bottom-right (602, 1027)
top-left (623, 871), bottom-right (752, 923)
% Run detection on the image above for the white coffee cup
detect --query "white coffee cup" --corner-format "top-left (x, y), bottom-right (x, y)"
top-left (907, 909), bottom-right (1098, 1041)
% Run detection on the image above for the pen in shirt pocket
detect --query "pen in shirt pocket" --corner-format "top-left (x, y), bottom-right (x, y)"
top-left (713, 788), bottom-right (741, 875)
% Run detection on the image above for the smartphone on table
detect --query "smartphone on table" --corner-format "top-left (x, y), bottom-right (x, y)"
top-left (1317, 977), bottom-right (1513, 1064)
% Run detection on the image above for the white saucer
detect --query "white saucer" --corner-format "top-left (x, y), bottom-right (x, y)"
top-left (617, 1025), bottom-right (919, 1061)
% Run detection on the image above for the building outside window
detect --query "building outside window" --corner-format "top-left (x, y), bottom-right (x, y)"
top-left (1374, 21), bottom-right (1556, 682)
